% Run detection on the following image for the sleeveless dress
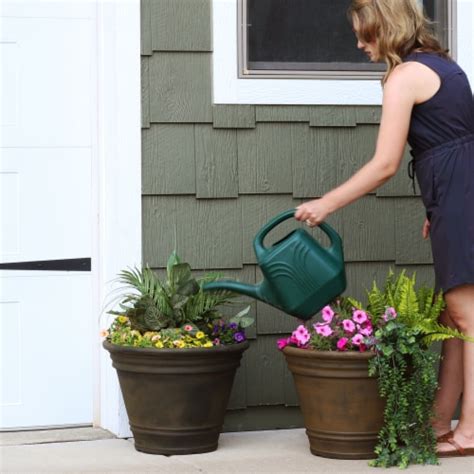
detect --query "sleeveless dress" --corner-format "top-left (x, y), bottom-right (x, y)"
top-left (404, 51), bottom-right (474, 293)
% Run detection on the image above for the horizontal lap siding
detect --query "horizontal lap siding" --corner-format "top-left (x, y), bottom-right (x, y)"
top-left (141, 0), bottom-right (435, 430)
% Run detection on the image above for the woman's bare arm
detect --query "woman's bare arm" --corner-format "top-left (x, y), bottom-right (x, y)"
top-left (295, 64), bottom-right (418, 225)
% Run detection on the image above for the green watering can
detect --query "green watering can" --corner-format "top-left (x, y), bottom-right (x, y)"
top-left (203, 209), bottom-right (346, 320)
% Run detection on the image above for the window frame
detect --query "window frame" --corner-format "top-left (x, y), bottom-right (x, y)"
top-left (238, 0), bottom-right (457, 81)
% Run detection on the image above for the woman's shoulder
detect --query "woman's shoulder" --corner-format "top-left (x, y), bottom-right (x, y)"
top-left (388, 61), bottom-right (423, 83)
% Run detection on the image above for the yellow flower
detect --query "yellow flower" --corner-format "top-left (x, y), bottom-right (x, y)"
top-left (196, 331), bottom-right (205, 339)
top-left (155, 341), bottom-right (164, 349)
top-left (174, 340), bottom-right (185, 348)
top-left (203, 341), bottom-right (213, 348)
top-left (118, 316), bottom-right (128, 324)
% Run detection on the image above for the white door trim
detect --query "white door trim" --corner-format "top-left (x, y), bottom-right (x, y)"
top-left (94, 0), bottom-right (141, 436)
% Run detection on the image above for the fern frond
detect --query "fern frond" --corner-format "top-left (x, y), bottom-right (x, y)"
top-left (429, 291), bottom-right (446, 321)
top-left (392, 269), bottom-right (407, 308)
top-left (420, 332), bottom-right (457, 346)
top-left (346, 297), bottom-right (364, 310)
top-left (367, 281), bottom-right (386, 318)
top-left (419, 321), bottom-right (474, 343)
top-left (397, 274), bottom-right (419, 325)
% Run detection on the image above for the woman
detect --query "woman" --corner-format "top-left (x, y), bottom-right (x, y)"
top-left (295, 0), bottom-right (474, 457)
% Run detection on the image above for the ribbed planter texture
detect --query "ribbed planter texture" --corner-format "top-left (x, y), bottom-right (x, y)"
top-left (283, 346), bottom-right (385, 459)
top-left (103, 340), bottom-right (249, 455)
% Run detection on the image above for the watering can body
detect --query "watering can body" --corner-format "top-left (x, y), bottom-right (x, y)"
top-left (203, 209), bottom-right (346, 320)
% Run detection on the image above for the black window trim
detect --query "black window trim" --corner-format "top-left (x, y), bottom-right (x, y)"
top-left (237, 0), bottom-right (456, 81)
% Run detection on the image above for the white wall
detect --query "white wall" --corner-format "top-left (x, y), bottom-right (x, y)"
top-left (96, 0), bottom-right (141, 436)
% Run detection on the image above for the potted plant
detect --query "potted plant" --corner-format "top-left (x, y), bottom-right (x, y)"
top-left (278, 269), bottom-right (471, 467)
top-left (102, 251), bottom-right (253, 455)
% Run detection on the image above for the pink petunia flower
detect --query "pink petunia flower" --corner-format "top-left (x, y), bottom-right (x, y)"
top-left (315, 324), bottom-right (333, 337)
top-left (383, 307), bottom-right (398, 322)
top-left (184, 324), bottom-right (193, 332)
top-left (352, 310), bottom-right (368, 324)
top-left (321, 305), bottom-right (335, 323)
top-left (359, 321), bottom-right (374, 336)
top-left (293, 325), bottom-right (311, 347)
top-left (342, 319), bottom-right (356, 334)
top-left (351, 333), bottom-right (365, 346)
top-left (277, 337), bottom-right (290, 350)
top-left (337, 337), bottom-right (349, 351)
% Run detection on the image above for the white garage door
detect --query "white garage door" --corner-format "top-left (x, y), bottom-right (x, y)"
top-left (0, 1), bottom-right (96, 429)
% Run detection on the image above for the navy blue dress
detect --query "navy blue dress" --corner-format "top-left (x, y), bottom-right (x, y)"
top-left (404, 51), bottom-right (474, 293)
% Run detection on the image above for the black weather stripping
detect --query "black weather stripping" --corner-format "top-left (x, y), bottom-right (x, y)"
top-left (0, 258), bottom-right (91, 271)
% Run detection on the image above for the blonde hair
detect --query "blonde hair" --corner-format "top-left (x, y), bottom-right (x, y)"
top-left (348, 0), bottom-right (449, 82)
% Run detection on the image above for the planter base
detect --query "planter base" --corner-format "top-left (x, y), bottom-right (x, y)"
top-left (306, 429), bottom-right (381, 460)
top-left (132, 425), bottom-right (220, 455)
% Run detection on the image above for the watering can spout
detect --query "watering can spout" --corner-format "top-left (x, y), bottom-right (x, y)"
top-left (203, 280), bottom-right (262, 301)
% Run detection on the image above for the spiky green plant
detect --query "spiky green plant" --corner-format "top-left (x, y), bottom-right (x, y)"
top-left (108, 251), bottom-right (248, 332)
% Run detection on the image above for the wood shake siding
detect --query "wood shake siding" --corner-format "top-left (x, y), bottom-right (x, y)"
top-left (141, 0), bottom-right (436, 430)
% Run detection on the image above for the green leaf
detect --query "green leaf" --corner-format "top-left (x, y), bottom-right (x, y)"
top-left (166, 251), bottom-right (180, 277)
top-left (177, 278), bottom-right (200, 296)
top-left (170, 262), bottom-right (192, 286)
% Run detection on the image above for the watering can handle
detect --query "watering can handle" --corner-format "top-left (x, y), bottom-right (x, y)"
top-left (253, 208), bottom-right (343, 260)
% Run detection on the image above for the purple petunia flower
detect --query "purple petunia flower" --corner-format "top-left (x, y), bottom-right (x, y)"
top-left (234, 331), bottom-right (245, 343)
top-left (229, 322), bottom-right (238, 330)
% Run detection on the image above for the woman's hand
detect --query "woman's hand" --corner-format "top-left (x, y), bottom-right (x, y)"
top-left (295, 198), bottom-right (332, 227)
top-left (422, 218), bottom-right (430, 239)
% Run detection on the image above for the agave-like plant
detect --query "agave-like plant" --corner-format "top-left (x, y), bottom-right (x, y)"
top-left (108, 251), bottom-right (251, 332)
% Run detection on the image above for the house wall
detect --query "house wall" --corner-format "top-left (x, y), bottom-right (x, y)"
top-left (140, 0), bottom-right (437, 431)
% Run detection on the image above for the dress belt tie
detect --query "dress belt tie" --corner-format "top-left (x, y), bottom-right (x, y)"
top-left (408, 157), bottom-right (416, 195)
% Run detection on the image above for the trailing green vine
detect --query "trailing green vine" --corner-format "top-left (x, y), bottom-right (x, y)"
top-left (368, 320), bottom-right (439, 468)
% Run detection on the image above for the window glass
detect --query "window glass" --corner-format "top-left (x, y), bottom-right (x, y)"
top-left (244, 0), bottom-right (448, 75)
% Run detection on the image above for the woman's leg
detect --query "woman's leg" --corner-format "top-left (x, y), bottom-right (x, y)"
top-left (432, 309), bottom-right (463, 437)
top-left (438, 284), bottom-right (474, 453)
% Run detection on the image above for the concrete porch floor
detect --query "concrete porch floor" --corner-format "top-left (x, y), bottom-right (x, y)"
top-left (1, 427), bottom-right (473, 473)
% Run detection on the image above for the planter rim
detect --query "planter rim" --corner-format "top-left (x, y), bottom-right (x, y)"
top-left (103, 339), bottom-right (249, 355)
top-left (282, 345), bottom-right (376, 360)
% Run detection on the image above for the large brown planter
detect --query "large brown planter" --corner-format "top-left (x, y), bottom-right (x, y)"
top-left (283, 346), bottom-right (385, 459)
top-left (103, 340), bottom-right (249, 455)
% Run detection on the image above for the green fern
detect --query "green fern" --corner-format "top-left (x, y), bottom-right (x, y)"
top-left (366, 281), bottom-right (386, 320)
top-left (419, 321), bottom-right (474, 345)
top-left (346, 297), bottom-right (364, 310)
top-left (397, 274), bottom-right (419, 326)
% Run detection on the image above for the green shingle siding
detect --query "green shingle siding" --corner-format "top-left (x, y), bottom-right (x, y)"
top-left (195, 125), bottom-right (239, 198)
top-left (142, 125), bottom-right (195, 194)
top-left (150, 0), bottom-right (212, 52)
top-left (213, 105), bottom-right (256, 129)
top-left (148, 53), bottom-right (213, 123)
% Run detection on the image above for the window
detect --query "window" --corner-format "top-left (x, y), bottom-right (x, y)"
top-left (239, 0), bottom-right (454, 79)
